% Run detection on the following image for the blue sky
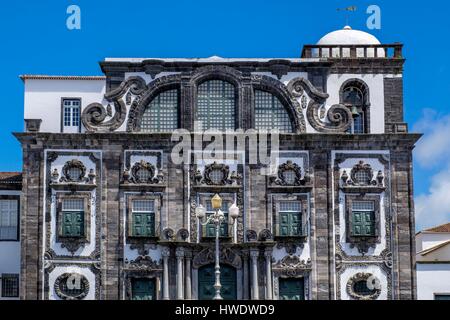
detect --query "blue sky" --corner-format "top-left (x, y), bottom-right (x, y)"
top-left (0, 0), bottom-right (449, 230)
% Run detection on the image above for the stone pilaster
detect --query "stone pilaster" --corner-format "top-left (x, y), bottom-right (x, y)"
top-left (162, 247), bottom-right (170, 300)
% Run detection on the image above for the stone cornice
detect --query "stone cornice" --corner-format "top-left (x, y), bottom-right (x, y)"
top-left (13, 132), bottom-right (422, 149)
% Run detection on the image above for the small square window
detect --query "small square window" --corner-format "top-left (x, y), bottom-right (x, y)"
top-left (278, 201), bottom-right (302, 237)
top-left (1, 274), bottom-right (19, 298)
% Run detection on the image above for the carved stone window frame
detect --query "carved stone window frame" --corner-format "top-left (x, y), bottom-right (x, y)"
top-left (272, 256), bottom-right (312, 300)
top-left (124, 273), bottom-right (161, 300)
top-left (55, 192), bottom-right (91, 254)
top-left (197, 192), bottom-right (236, 240)
top-left (271, 194), bottom-right (309, 240)
top-left (345, 194), bottom-right (381, 254)
top-left (126, 194), bottom-right (162, 241)
top-left (60, 159), bottom-right (87, 183)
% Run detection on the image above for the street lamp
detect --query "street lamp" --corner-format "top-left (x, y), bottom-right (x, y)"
top-left (195, 194), bottom-right (240, 300)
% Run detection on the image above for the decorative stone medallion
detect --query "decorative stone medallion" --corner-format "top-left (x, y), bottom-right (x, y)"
top-left (346, 272), bottom-right (381, 300)
top-left (54, 273), bottom-right (90, 300)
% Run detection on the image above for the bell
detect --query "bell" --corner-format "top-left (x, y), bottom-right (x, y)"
top-left (351, 106), bottom-right (360, 118)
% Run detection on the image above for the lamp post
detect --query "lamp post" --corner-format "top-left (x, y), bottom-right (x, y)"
top-left (195, 194), bottom-right (240, 300)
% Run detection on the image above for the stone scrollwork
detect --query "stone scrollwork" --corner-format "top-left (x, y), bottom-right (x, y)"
top-left (124, 255), bottom-right (163, 272)
top-left (272, 255), bottom-right (312, 277)
top-left (287, 77), bottom-right (352, 133)
top-left (54, 273), bottom-right (90, 300)
top-left (258, 229), bottom-right (273, 241)
top-left (122, 160), bottom-right (163, 184)
top-left (193, 247), bottom-right (242, 269)
top-left (346, 272), bottom-right (381, 300)
top-left (59, 159), bottom-right (89, 183)
top-left (270, 160), bottom-right (309, 186)
top-left (82, 76), bottom-right (147, 132)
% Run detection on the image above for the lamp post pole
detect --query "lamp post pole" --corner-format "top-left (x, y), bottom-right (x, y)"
top-left (213, 214), bottom-right (222, 300)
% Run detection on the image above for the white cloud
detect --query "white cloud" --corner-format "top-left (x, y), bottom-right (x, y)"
top-left (415, 166), bottom-right (450, 230)
top-left (413, 109), bottom-right (450, 168)
top-left (413, 109), bottom-right (450, 230)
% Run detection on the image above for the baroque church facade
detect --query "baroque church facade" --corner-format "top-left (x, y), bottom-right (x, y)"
top-left (14, 26), bottom-right (419, 300)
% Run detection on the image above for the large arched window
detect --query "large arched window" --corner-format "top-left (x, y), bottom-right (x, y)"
top-left (141, 89), bottom-right (178, 132)
top-left (341, 80), bottom-right (370, 134)
top-left (254, 90), bottom-right (293, 133)
top-left (197, 80), bottom-right (235, 130)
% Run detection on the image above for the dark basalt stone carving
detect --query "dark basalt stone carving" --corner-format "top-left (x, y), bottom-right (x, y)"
top-left (341, 161), bottom-right (384, 187)
top-left (270, 160), bottom-right (308, 186)
top-left (162, 228), bottom-right (174, 241)
top-left (82, 76), bottom-right (147, 132)
top-left (346, 273), bottom-right (381, 300)
top-left (192, 247), bottom-right (242, 269)
top-left (288, 77), bottom-right (352, 133)
top-left (258, 229), bottom-right (273, 241)
top-left (176, 228), bottom-right (190, 241)
top-left (272, 256), bottom-right (312, 277)
top-left (246, 230), bottom-right (258, 242)
top-left (60, 159), bottom-right (88, 183)
top-left (54, 273), bottom-right (90, 300)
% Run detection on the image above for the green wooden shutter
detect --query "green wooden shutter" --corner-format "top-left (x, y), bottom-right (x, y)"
top-left (280, 212), bottom-right (290, 236)
top-left (132, 212), bottom-right (155, 237)
top-left (352, 211), bottom-right (375, 236)
top-left (290, 212), bottom-right (301, 236)
top-left (62, 211), bottom-right (84, 237)
top-left (279, 278), bottom-right (305, 300)
top-left (131, 278), bottom-right (156, 300)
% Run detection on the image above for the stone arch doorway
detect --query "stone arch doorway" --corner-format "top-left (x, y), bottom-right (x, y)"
top-left (198, 264), bottom-right (237, 300)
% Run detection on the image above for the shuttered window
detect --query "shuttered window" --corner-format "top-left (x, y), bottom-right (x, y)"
top-left (204, 201), bottom-right (229, 238)
top-left (351, 201), bottom-right (375, 236)
top-left (279, 201), bottom-right (302, 237)
top-left (131, 200), bottom-right (155, 237)
top-left (61, 199), bottom-right (84, 237)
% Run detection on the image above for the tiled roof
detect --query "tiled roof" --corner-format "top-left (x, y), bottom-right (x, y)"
top-left (0, 172), bottom-right (22, 187)
top-left (424, 223), bottom-right (450, 233)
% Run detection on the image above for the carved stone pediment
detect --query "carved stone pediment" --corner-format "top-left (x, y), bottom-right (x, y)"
top-left (59, 159), bottom-right (94, 183)
top-left (193, 247), bottom-right (242, 269)
top-left (124, 255), bottom-right (162, 272)
top-left (193, 162), bottom-right (242, 186)
top-left (270, 160), bottom-right (309, 186)
top-left (273, 255), bottom-right (312, 277)
top-left (341, 161), bottom-right (385, 188)
top-left (123, 160), bottom-right (163, 184)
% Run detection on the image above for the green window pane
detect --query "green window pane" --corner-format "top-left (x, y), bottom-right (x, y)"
top-left (255, 90), bottom-right (293, 133)
top-left (62, 211), bottom-right (84, 237)
top-left (197, 80), bottom-right (235, 131)
top-left (131, 278), bottom-right (156, 300)
top-left (351, 201), bottom-right (376, 237)
top-left (279, 201), bottom-right (302, 237)
top-left (141, 89), bottom-right (178, 132)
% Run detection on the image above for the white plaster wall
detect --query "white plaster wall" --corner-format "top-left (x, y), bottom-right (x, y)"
top-left (417, 233), bottom-right (450, 251)
top-left (0, 190), bottom-right (21, 300)
top-left (48, 265), bottom-right (96, 300)
top-left (326, 73), bottom-right (388, 134)
top-left (24, 79), bottom-right (106, 133)
top-left (417, 264), bottom-right (450, 300)
top-left (340, 265), bottom-right (388, 300)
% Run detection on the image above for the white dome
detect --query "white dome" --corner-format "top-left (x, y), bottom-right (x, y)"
top-left (317, 26), bottom-right (381, 45)
top-left (315, 26), bottom-right (384, 58)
